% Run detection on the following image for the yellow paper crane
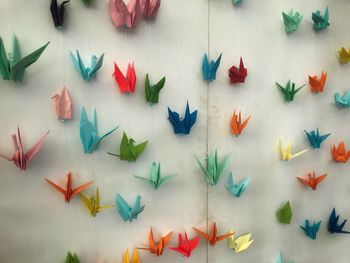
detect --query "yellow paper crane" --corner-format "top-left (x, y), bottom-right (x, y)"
top-left (227, 229), bottom-right (254, 253)
top-left (79, 188), bottom-right (114, 217)
top-left (122, 249), bottom-right (141, 263)
top-left (338, 47), bottom-right (350, 64)
top-left (279, 140), bottom-right (308, 161)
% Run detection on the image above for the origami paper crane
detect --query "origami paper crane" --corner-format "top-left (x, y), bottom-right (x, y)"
top-left (108, 132), bottom-right (148, 162)
top-left (334, 91), bottom-right (350, 107)
top-left (138, 228), bottom-right (173, 256)
top-left (228, 57), bottom-right (247, 84)
top-left (80, 188), bottom-right (114, 217)
top-left (80, 107), bottom-right (119, 154)
top-left (304, 129), bottom-right (331, 149)
top-left (225, 172), bottom-right (250, 198)
top-left (202, 53), bottom-right (222, 81)
top-left (232, 0), bottom-right (242, 5)
top-left (113, 62), bottom-right (136, 93)
top-left (308, 71), bottom-right (327, 93)
top-left (338, 47), bottom-right (350, 64)
top-left (65, 252), bottom-right (79, 263)
top-left (81, 0), bottom-right (94, 6)
top-left (167, 102), bottom-right (197, 135)
top-left (276, 253), bottom-right (293, 263)
top-left (141, 0), bottom-right (161, 19)
top-left (276, 80), bottom-right (305, 102)
top-left (70, 50), bottom-right (104, 81)
top-left (169, 232), bottom-right (200, 257)
top-left (193, 223), bottom-right (233, 246)
top-left (332, 141), bottom-right (350, 163)
top-left (282, 10), bottom-right (302, 33)
top-left (116, 193), bottom-right (145, 222)
top-left (279, 140), bottom-right (308, 161)
top-left (328, 208), bottom-right (350, 234)
top-left (109, 0), bottom-right (141, 29)
top-left (196, 149), bottom-right (231, 186)
top-left (277, 201), bottom-right (292, 224)
top-left (145, 74), bottom-right (165, 104)
top-left (122, 249), bottom-right (141, 263)
top-left (133, 162), bottom-right (176, 189)
top-left (231, 110), bottom-right (251, 136)
top-left (50, 0), bottom-right (70, 28)
top-left (0, 35), bottom-right (49, 81)
top-left (46, 171), bottom-right (94, 203)
top-left (300, 220), bottom-right (321, 240)
top-left (297, 171), bottom-right (327, 191)
top-left (227, 229), bottom-right (254, 253)
top-left (312, 7), bottom-right (329, 31)
top-left (0, 127), bottom-right (49, 171)
top-left (52, 86), bottom-right (72, 121)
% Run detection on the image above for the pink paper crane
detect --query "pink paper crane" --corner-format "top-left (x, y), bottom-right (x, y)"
top-left (141, 0), bottom-right (161, 19)
top-left (51, 86), bottom-right (72, 121)
top-left (109, 0), bottom-right (142, 29)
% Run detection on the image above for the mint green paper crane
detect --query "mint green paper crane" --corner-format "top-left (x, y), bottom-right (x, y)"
top-left (277, 201), bottom-right (292, 224)
top-left (312, 7), bottom-right (329, 31)
top-left (145, 74), bottom-right (166, 105)
top-left (282, 10), bottom-right (302, 33)
top-left (224, 172), bottom-right (250, 197)
top-left (0, 35), bottom-right (49, 81)
top-left (196, 149), bottom-right (231, 186)
top-left (276, 80), bottom-right (305, 102)
top-left (133, 162), bottom-right (177, 189)
top-left (108, 132), bottom-right (148, 162)
top-left (65, 252), bottom-right (79, 263)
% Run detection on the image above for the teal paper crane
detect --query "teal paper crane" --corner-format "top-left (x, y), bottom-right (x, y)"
top-left (312, 7), bottom-right (329, 31)
top-left (282, 10), bottom-right (302, 33)
top-left (224, 172), bottom-right (250, 197)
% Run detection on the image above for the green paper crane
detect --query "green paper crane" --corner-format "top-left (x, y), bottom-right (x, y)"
top-left (276, 80), bottom-right (305, 102)
top-left (277, 201), bottom-right (292, 224)
top-left (282, 10), bottom-right (302, 33)
top-left (81, 0), bottom-right (94, 6)
top-left (145, 74), bottom-right (166, 105)
top-left (108, 132), bottom-right (148, 162)
top-left (232, 0), bottom-right (242, 5)
top-left (65, 252), bottom-right (79, 263)
top-left (312, 7), bottom-right (329, 31)
top-left (133, 162), bottom-right (177, 189)
top-left (0, 35), bottom-right (49, 81)
top-left (196, 149), bottom-right (231, 186)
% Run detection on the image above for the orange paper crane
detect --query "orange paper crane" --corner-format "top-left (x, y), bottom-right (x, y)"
top-left (138, 228), bottom-right (173, 256)
top-left (45, 172), bottom-right (94, 203)
top-left (192, 222), bottom-right (233, 246)
top-left (308, 71), bottom-right (327, 93)
top-left (231, 110), bottom-right (251, 136)
top-left (297, 171), bottom-right (327, 190)
top-left (332, 142), bottom-right (350, 163)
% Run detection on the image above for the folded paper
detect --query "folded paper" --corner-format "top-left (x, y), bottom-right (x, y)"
top-left (145, 74), bottom-right (165, 104)
top-left (229, 57), bottom-right (247, 84)
top-left (167, 101), bottom-right (197, 135)
top-left (116, 193), bottom-right (145, 222)
top-left (108, 132), bottom-right (148, 162)
top-left (332, 141), bottom-right (350, 163)
top-left (109, 0), bottom-right (141, 29)
top-left (202, 53), bottom-right (222, 81)
top-left (276, 253), bottom-right (293, 263)
top-left (122, 249), bottom-right (141, 263)
top-left (335, 91), bottom-right (350, 107)
top-left (276, 80), bottom-right (304, 102)
top-left (232, 0), bottom-right (242, 5)
top-left (0, 35), bottom-right (49, 81)
top-left (312, 7), bottom-right (329, 31)
top-left (113, 62), bottom-right (136, 93)
top-left (138, 228), bottom-right (173, 256)
top-left (80, 188), bottom-right (114, 217)
top-left (82, 0), bottom-right (94, 6)
top-left (133, 162), bottom-right (176, 189)
top-left (52, 86), bottom-right (72, 121)
top-left (196, 149), bottom-right (231, 186)
top-left (141, 0), bottom-right (161, 19)
top-left (46, 171), bottom-right (94, 203)
top-left (80, 107), bottom-right (118, 153)
top-left (70, 50), bottom-right (104, 81)
top-left (308, 71), bottom-right (327, 93)
top-left (277, 201), bottom-right (292, 224)
top-left (338, 47), bottom-right (350, 64)
top-left (231, 110), bottom-right (251, 136)
top-left (304, 129), bottom-right (331, 149)
top-left (225, 172), bottom-right (250, 198)
top-left (300, 220), bottom-right (321, 240)
top-left (227, 229), bottom-right (253, 253)
top-left (279, 140), bottom-right (308, 161)
top-left (297, 171), bottom-right (327, 190)
top-left (65, 252), bottom-right (79, 263)
top-left (193, 222), bottom-right (233, 246)
top-left (328, 208), bottom-right (350, 234)
top-left (0, 127), bottom-right (49, 171)
top-left (282, 10), bottom-right (302, 33)
top-left (50, 0), bottom-right (70, 28)
top-left (169, 232), bottom-right (200, 257)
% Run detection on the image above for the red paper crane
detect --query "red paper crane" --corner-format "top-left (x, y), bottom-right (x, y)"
top-left (138, 228), bottom-right (173, 256)
top-left (113, 62), bottom-right (136, 93)
top-left (308, 71), bottom-right (327, 93)
top-left (0, 127), bottom-right (49, 171)
top-left (332, 141), bottom-right (350, 163)
top-left (229, 57), bottom-right (247, 84)
top-left (231, 110), bottom-right (251, 136)
top-left (192, 222), bottom-right (233, 246)
top-left (297, 171), bottom-right (327, 190)
top-left (45, 172), bottom-right (94, 203)
top-left (169, 232), bottom-right (200, 257)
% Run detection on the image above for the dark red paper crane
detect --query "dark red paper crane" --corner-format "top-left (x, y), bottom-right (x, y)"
top-left (229, 57), bottom-right (247, 84)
